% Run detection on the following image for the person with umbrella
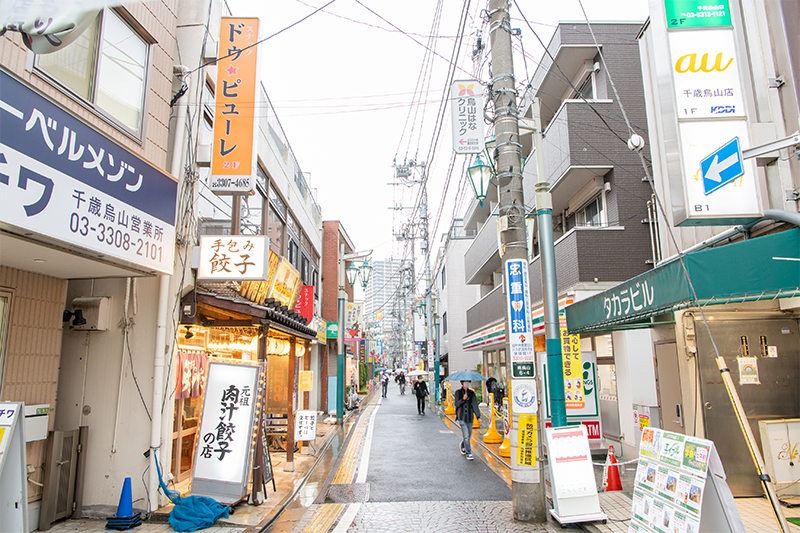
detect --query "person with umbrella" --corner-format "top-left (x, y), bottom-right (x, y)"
top-left (413, 375), bottom-right (429, 414)
top-left (454, 380), bottom-right (480, 460)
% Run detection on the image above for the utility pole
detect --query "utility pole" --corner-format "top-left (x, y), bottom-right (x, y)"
top-left (488, 0), bottom-right (557, 522)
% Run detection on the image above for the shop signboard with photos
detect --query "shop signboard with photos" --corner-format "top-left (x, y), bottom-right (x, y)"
top-left (267, 257), bottom-right (302, 308)
top-left (196, 236), bottom-right (270, 281)
top-left (191, 360), bottom-right (263, 504)
top-left (629, 428), bottom-right (745, 533)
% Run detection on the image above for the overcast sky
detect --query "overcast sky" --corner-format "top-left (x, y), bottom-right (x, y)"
top-left (227, 0), bottom-right (650, 292)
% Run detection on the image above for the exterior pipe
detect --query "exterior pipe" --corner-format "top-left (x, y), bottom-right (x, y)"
top-left (149, 274), bottom-right (171, 511)
top-left (111, 277), bottom-right (131, 453)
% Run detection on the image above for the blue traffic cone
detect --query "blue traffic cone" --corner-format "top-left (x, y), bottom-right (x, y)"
top-left (116, 478), bottom-right (133, 518)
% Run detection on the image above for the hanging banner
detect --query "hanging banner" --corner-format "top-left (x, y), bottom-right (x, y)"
top-left (192, 360), bottom-right (262, 504)
top-left (293, 285), bottom-right (313, 322)
top-left (450, 80), bottom-right (484, 154)
top-left (505, 259), bottom-right (535, 378)
top-left (345, 302), bottom-right (363, 340)
top-left (210, 17), bottom-right (259, 194)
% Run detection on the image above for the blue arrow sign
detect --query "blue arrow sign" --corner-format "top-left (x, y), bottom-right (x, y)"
top-left (700, 137), bottom-right (744, 196)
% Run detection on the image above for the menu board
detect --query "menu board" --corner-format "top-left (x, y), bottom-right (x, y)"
top-left (629, 428), bottom-right (713, 533)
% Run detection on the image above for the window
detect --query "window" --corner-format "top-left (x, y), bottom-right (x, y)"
top-left (288, 240), bottom-right (298, 268)
top-left (576, 74), bottom-right (594, 99)
top-left (575, 195), bottom-right (605, 227)
top-left (300, 254), bottom-right (309, 284)
top-left (442, 312), bottom-right (448, 335)
top-left (312, 269), bottom-right (319, 297)
top-left (441, 266), bottom-right (446, 288)
top-left (37, 9), bottom-right (150, 135)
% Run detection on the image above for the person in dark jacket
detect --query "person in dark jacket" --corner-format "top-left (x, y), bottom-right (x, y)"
top-left (397, 372), bottom-right (407, 395)
top-left (454, 380), bottom-right (480, 460)
top-left (413, 376), bottom-right (429, 414)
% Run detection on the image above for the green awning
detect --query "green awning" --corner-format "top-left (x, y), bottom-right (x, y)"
top-left (566, 228), bottom-right (800, 334)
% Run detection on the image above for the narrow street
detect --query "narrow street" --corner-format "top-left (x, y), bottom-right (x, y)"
top-left (267, 389), bottom-right (560, 533)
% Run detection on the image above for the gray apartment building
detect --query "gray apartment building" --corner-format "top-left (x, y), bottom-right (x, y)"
top-left (461, 22), bottom-right (653, 451)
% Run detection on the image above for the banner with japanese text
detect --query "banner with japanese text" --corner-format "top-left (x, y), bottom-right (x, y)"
top-left (293, 285), bottom-right (313, 322)
top-left (210, 17), bottom-right (259, 194)
top-left (345, 302), bottom-right (363, 340)
top-left (0, 71), bottom-right (176, 273)
top-left (197, 235), bottom-right (269, 280)
top-left (450, 80), bottom-right (484, 154)
top-left (560, 318), bottom-right (584, 409)
top-left (268, 257), bottom-right (301, 308)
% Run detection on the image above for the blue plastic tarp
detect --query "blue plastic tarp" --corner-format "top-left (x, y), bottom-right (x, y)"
top-left (155, 460), bottom-right (230, 532)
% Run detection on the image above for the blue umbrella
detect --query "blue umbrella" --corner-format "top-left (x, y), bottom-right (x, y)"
top-left (444, 370), bottom-right (487, 381)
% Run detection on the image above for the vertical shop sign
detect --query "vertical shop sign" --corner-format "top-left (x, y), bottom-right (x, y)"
top-left (265, 354), bottom-right (289, 413)
top-left (192, 361), bottom-right (261, 504)
top-left (359, 340), bottom-right (366, 364)
top-left (210, 17), bottom-right (259, 194)
top-left (517, 414), bottom-right (537, 467)
top-left (505, 259), bottom-right (535, 378)
top-left (449, 80), bottom-right (484, 154)
top-left (0, 71), bottom-right (177, 274)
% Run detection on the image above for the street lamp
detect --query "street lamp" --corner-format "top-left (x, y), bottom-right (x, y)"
top-left (345, 262), bottom-right (360, 286)
top-left (346, 260), bottom-right (372, 289)
top-left (359, 259), bottom-right (372, 289)
top-left (466, 154), bottom-right (493, 208)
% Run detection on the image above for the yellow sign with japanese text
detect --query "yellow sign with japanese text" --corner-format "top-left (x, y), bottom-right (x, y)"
top-left (560, 326), bottom-right (584, 409)
top-left (267, 257), bottom-right (302, 309)
top-left (517, 414), bottom-right (537, 467)
top-left (299, 370), bottom-right (313, 392)
top-left (211, 17), bottom-right (259, 194)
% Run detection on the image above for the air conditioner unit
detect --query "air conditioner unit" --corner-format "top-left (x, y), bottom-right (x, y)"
top-left (567, 178), bottom-right (603, 214)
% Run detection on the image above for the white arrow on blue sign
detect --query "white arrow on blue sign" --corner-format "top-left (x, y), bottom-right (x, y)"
top-left (700, 136), bottom-right (744, 196)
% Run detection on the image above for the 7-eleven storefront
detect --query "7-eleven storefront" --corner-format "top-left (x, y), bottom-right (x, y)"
top-left (463, 296), bottom-right (605, 449)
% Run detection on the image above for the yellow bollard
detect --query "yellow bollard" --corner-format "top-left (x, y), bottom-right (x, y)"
top-left (473, 412), bottom-right (480, 428)
top-left (498, 397), bottom-right (511, 457)
top-left (445, 381), bottom-right (455, 416)
top-left (483, 392), bottom-right (503, 443)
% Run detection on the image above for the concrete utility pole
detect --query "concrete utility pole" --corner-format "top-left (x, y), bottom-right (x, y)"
top-left (488, 0), bottom-right (547, 522)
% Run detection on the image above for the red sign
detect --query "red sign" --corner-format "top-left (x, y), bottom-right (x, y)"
top-left (546, 420), bottom-right (601, 439)
top-left (294, 285), bottom-right (313, 322)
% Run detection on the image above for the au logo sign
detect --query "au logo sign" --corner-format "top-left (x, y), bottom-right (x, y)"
top-left (675, 52), bottom-right (733, 73)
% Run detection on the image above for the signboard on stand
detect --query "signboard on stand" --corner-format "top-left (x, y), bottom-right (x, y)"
top-left (192, 361), bottom-right (262, 504)
top-left (0, 402), bottom-right (27, 533)
top-left (546, 425), bottom-right (606, 526)
top-left (629, 427), bottom-right (745, 533)
top-left (294, 410), bottom-right (317, 442)
top-left (505, 259), bottom-right (535, 378)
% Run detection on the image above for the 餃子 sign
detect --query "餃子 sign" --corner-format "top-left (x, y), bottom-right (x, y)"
top-left (191, 360), bottom-right (263, 504)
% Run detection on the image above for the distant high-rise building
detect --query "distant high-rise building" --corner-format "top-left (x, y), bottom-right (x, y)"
top-left (365, 258), bottom-right (404, 336)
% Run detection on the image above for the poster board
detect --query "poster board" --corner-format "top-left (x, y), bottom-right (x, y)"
top-left (539, 351), bottom-right (602, 447)
top-left (629, 428), bottom-right (745, 533)
top-left (0, 402), bottom-right (27, 533)
top-left (191, 360), bottom-right (262, 504)
top-left (294, 410), bottom-right (317, 442)
top-left (545, 425), bottom-right (606, 525)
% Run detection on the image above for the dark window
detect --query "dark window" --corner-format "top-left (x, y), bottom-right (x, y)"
top-left (442, 312), bottom-right (448, 335)
top-left (288, 240), bottom-right (299, 268)
top-left (441, 266), bottom-right (446, 288)
top-left (300, 254), bottom-right (310, 284)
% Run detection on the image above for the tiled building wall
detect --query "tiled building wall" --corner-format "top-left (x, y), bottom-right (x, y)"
top-left (0, 266), bottom-right (67, 502)
top-left (0, 0), bottom-right (178, 169)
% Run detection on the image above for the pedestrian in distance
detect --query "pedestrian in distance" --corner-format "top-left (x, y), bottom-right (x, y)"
top-left (381, 372), bottom-right (389, 398)
top-left (454, 380), bottom-right (480, 461)
top-left (413, 376), bottom-right (429, 414)
top-left (398, 371), bottom-right (406, 395)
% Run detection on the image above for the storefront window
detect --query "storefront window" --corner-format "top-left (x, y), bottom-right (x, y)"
top-left (268, 204), bottom-right (285, 256)
top-left (0, 290), bottom-right (11, 398)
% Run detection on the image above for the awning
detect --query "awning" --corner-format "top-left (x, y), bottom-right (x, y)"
top-left (566, 228), bottom-right (800, 334)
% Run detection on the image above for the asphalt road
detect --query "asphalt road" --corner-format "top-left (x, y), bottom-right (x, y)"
top-left (365, 385), bottom-right (512, 502)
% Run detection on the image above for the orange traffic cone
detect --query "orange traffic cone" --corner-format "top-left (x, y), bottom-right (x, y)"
top-left (603, 445), bottom-right (622, 491)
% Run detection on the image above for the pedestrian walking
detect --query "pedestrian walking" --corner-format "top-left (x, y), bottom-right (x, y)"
top-left (381, 372), bottom-right (389, 398)
top-left (413, 376), bottom-right (429, 414)
top-left (397, 372), bottom-right (407, 395)
top-left (454, 380), bottom-right (480, 460)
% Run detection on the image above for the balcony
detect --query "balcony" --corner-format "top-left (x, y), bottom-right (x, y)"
top-left (464, 215), bottom-right (501, 285)
top-left (465, 284), bottom-right (505, 335)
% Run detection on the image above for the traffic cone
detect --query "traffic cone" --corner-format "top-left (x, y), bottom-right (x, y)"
top-left (445, 382), bottom-right (456, 416)
top-left (106, 477), bottom-right (142, 530)
top-left (483, 393), bottom-right (503, 444)
top-left (603, 445), bottom-right (623, 492)
top-left (498, 397), bottom-right (511, 458)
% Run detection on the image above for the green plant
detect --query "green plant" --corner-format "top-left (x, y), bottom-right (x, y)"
top-left (358, 362), bottom-right (368, 390)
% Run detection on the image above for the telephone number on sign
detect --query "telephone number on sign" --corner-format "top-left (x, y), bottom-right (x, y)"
top-left (69, 213), bottom-right (163, 263)
top-left (210, 177), bottom-right (251, 189)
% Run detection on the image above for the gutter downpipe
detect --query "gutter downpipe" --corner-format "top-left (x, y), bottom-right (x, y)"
top-left (148, 65), bottom-right (190, 510)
